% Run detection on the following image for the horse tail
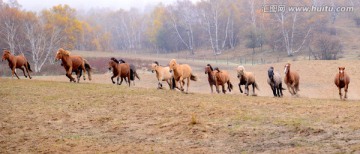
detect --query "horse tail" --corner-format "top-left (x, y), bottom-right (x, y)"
top-left (130, 69), bottom-right (135, 81)
top-left (27, 62), bottom-right (33, 72)
top-left (134, 71), bottom-right (140, 80)
top-left (254, 82), bottom-right (260, 91)
top-left (84, 59), bottom-right (92, 80)
top-left (228, 81), bottom-right (233, 91)
top-left (190, 74), bottom-right (198, 81)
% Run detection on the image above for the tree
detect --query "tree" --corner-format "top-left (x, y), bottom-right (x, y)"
top-left (312, 33), bottom-right (342, 60)
top-left (24, 11), bottom-right (63, 72)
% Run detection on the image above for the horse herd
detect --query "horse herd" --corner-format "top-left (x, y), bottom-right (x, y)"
top-left (1, 48), bottom-right (351, 100)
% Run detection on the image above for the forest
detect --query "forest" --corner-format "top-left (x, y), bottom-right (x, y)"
top-left (0, 0), bottom-right (359, 72)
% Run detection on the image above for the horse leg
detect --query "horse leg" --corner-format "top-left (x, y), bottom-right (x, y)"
top-left (127, 74), bottom-right (131, 87)
top-left (344, 84), bottom-right (348, 99)
top-left (286, 84), bottom-right (293, 95)
top-left (215, 81), bottom-right (220, 94)
top-left (111, 75), bottom-right (116, 84)
top-left (238, 83), bottom-right (243, 93)
top-left (279, 83), bottom-right (284, 97)
top-left (210, 84), bottom-right (214, 93)
top-left (252, 83), bottom-right (256, 96)
top-left (12, 67), bottom-right (20, 79)
top-left (244, 83), bottom-right (249, 96)
top-left (186, 77), bottom-right (190, 93)
top-left (67, 67), bottom-right (75, 82)
top-left (179, 77), bottom-right (184, 91)
top-left (119, 77), bottom-right (123, 85)
top-left (222, 84), bottom-right (226, 94)
top-left (81, 62), bottom-right (86, 80)
top-left (338, 87), bottom-right (342, 100)
top-left (271, 85), bottom-right (276, 97)
top-left (19, 67), bottom-right (27, 78)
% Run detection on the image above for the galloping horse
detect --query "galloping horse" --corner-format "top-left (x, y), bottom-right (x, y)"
top-left (108, 58), bottom-right (131, 86)
top-left (118, 59), bottom-right (140, 85)
top-left (61, 59), bottom-right (92, 80)
top-left (151, 61), bottom-right (175, 89)
top-left (334, 67), bottom-right (350, 100)
top-left (283, 63), bottom-right (300, 95)
top-left (169, 59), bottom-right (197, 93)
top-left (267, 67), bottom-right (285, 97)
top-left (236, 66), bottom-right (259, 96)
top-left (2, 49), bottom-right (32, 79)
top-left (205, 64), bottom-right (233, 94)
top-left (55, 48), bottom-right (89, 83)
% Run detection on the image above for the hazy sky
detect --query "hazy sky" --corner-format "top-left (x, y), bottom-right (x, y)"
top-left (15, 0), bottom-right (200, 12)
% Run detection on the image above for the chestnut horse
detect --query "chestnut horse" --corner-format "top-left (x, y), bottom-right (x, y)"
top-left (334, 67), bottom-right (350, 100)
top-left (169, 59), bottom-right (197, 93)
top-left (151, 61), bottom-right (175, 89)
top-left (55, 48), bottom-right (89, 83)
top-left (267, 67), bottom-right (285, 97)
top-left (205, 64), bottom-right (233, 93)
top-left (284, 63), bottom-right (300, 95)
top-left (118, 59), bottom-right (140, 85)
top-left (237, 66), bottom-right (259, 96)
top-left (108, 58), bottom-right (131, 86)
top-left (2, 49), bottom-right (32, 79)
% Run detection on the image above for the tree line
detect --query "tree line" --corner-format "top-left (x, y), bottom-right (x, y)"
top-left (0, 0), bottom-right (359, 72)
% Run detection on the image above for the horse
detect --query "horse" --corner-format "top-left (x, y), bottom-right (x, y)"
top-left (151, 61), bottom-right (175, 89)
top-left (169, 59), bottom-right (197, 93)
top-left (118, 59), bottom-right (140, 85)
top-left (55, 48), bottom-right (89, 83)
top-left (61, 59), bottom-right (92, 80)
top-left (334, 67), bottom-right (350, 100)
top-left (205, 64), bottom-right (233, 94)
top-left (108, 58), bottom-right (131, 86)
top-left (283, 63), bottom-right (300, 95)
top-left (236, 66), bottom-right (259, 96)
top-left (2, 49), bottom-right (32, 79)
top-left (267, 67), bottom-right (285, 97)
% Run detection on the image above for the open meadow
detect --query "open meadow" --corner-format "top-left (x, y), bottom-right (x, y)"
top-left (1, 58), bottom-right (360, 153)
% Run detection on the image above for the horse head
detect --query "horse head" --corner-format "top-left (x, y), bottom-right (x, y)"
top-left (268, 67), bottom-right (275, 81)
top-left (108, 60), bottom-right (118, 71)
top-left (236, 66), bottom-right (245, 78)
top-left (55, 48), bottom-right (70, 61)
top-left (151, 62), bottom-right (158, 73)
top-left (2, 50), bottom-right (11, 61)
top-left (338, 67), bottom-right (346, 81)
top-left (205, 64), bottom-right (213, 74)
top-left (284, 63), bottom-right (291, 75)
top-left (169, 59), bottom-right (177, 73)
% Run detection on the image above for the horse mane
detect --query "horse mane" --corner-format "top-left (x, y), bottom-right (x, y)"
top-left (207, 64), bottom-right (213, 71)
top-left (119, 59), bottom-right (126, 63)
top-left (58, 48), bottom-right (71, 56)
top-left (110, 57), bottom-right (119, 63)
top-left (214, 67), bottom-right (220, 72)
top-left (154, 61), bottom-right (159, 66)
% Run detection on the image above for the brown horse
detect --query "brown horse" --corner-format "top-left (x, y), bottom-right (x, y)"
top-left (151, 61), bottom-right (175, 89)
top-left (55, 48), bottom-right (89, 83)
top-left (334, 67), bottom-right (350, 100)
top-left (118, 59), bottom-right (140, 86)
top-left (205, 64), bottom-right (233, 94)
top-left (108, 58), bottom-right (131, 86)
top-left (2, 49), bottom-right (32, 79)
top-left (283, 63), bottom-right (300, 95)
top-left (169, 59), bottom-right (197, 93)
top-left (237, 66), bottom-right (259, 96)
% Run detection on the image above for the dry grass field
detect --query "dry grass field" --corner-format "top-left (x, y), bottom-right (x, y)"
top-left (1, 58), bottom-right (360, 153)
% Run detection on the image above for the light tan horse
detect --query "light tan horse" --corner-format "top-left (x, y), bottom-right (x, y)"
top-left (284, 63), bottom-right (300, 95)
top-left (169, 59), bottom-right (197, 93)
top-left (2, 49), bottom-right (32, 79)
top-left (55, 48), bottom-right (88, 83)
top-left (151, 61), bottom-right (175, 89)
top-left (334, 67), bottom-right (350, 100)
top-left (237, 66), bottom-right (259, 96)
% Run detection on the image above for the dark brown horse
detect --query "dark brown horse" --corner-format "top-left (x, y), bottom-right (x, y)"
top-left (55, 48), bottom-right (89, 83)
top-left (284, 63), bottom-right (300, 95)
top-left (2, 49), bottom-right (32, 79)
top-left (108, 58), bottom-right (131, 86)
top-left (334, 67), bottom-right (350, 100)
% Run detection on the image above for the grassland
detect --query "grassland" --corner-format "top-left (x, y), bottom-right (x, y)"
top-left (0, 79), bottom-right (360, 153)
